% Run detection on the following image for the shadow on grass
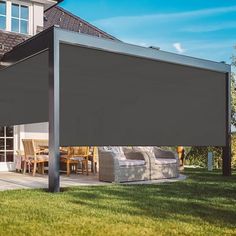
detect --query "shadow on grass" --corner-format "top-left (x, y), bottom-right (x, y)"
top-left (66, 168), bottom-right (236, 228)
top-left (184, 168), bottom-right (236, 183)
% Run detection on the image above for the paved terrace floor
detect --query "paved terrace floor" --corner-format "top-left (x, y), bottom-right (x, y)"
top-left (0, 172), bottom-right (186, 191)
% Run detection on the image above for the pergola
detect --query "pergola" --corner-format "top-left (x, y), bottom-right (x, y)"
top-left (0, 26), bottom-right (231, 192)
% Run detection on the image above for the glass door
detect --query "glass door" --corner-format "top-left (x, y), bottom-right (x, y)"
top-left (0, 126), bottom-right (14, 162)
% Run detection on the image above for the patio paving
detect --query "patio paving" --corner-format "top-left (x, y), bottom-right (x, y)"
top-left (0, 172), bottom-right (186, 191)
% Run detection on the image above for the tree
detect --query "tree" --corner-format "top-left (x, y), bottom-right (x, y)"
top-left (232, 46), bottom-right (236, 169)
top-left (231, 46), bottom-right (236, 128)
top-left (232, 133), bottom-right (236, 168)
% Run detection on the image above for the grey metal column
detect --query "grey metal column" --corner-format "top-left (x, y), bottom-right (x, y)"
top-left (222, 72), bottom-right (231, 176)
top-left (48, 29), bottom-right (60, 192)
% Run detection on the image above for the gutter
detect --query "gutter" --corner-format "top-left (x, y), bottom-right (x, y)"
top-left (45, 0), bottom-right (64, 12)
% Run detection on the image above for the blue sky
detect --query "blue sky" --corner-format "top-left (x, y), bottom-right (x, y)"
top-left (60, 0), bottom-right (236, 64)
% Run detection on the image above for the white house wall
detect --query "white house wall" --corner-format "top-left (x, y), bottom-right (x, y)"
top-left (32, 2), bottom-right (44, 35)
top-left (0, 162), bottom-right (15, 171)
top-left (0, 122), bottom-right (48, 171)
top-left (16, 122), bottom-right (49, 151)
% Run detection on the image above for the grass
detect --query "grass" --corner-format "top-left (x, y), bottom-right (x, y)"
top-left (0, 169), bottom-right (236, 236)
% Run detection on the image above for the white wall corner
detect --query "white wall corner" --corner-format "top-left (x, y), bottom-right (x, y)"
top-left (32, 2), bottom-right (44, 35)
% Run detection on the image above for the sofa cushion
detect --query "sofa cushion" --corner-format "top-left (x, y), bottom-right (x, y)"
top-left (119, 159), bottom-right (145, 167)
top-left (26, 155), bottom-right (48, 162)
top-left (155, 158), bottom-right (177, 165)
top-left (122, 146), bottom-right (133, 154)
top-left (153, 147), bottom-right (176, 158)
top-left (70, 157), bottom-right (84, 161)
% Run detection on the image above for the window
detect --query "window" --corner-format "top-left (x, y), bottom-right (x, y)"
top-left (11, 3), bottom-right (28, 34)
top-left (0, 126), bottom-right (14, 162)
top-left (0, 1), bottom-right (6, 30)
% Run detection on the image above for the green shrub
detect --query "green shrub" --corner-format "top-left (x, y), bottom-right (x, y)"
top-left (161, 138), bottom-right (235, 169)
top-left (185, 146), bottom-right (222, 168)
top-left (232, 133), bottom-right (236, 168)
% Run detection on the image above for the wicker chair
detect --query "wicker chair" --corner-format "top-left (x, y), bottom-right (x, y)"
top-left (133, 146), bottom-right (179, 179)
top-left (98, 147), bottom-right (150, 183)
top-left (22, 139), bottom-right (49, 176)
top-left (151, 147), bottom-right (179, 179)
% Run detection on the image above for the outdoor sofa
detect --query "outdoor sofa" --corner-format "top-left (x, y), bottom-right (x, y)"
top-left (151, 147), bottom-right (179, 179)
top-left (98, 147), bottom-right (150, 183)
top-left (98, 146), bottom-right (179, 183)
top-left (132, 147), bottom-right (179, 180)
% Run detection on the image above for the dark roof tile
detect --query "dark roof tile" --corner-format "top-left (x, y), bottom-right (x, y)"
top-left (44, 6), bottom-right (117, 40)
top-left (0, 30), bottom-right (29, 57)
top-left (0, 5), bottom-right (118, 60)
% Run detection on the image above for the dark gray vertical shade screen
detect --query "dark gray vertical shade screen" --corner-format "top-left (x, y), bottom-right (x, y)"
top-left (0, 51), bottom-right (49, 126)
top-left (60, 43), bottom-right (226, 146)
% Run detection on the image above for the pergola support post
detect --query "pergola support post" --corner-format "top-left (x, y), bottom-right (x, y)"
top-left (222, 142), bottom-right (231, 176)
top-left (48, 30), bottom-right (60, 192)
top-left (222, 72), bottom-right (231, 176)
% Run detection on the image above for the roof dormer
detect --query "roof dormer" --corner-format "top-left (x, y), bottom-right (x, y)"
top-left (0, 0), bottom-right (59, 35)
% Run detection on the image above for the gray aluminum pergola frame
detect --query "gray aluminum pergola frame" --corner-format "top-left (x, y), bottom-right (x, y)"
top-left (1, 26), bottom-right (231, 192)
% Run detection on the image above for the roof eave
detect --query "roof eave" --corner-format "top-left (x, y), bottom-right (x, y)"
top-left (1, 26), bottom-right (231, 74)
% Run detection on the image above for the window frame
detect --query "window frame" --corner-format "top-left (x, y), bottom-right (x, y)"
top-left (11, 2), bottom-right (29, 34)
top-left (0, 126), bottom-right (14, 163)
top-left (0, 0), bottom-right (7, 30)
top-left (0, 0), bottom-right (32, 35)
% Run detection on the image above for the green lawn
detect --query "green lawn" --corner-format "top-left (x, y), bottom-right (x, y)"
top-left (0, 169), bottom-right (236, 236)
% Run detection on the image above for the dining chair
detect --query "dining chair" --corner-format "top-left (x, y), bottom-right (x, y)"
top-left (72, 146), bottom-right (90, 175)
top-left (33, 139), bottom-right (49, 153)
top-left (60, 147), bottom-right (78, 176)
top-left (22, 139), bottom-right (49, 176)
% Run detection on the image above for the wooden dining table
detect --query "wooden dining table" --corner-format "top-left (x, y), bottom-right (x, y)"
top-left (37, 146), bottom-right (93, 176)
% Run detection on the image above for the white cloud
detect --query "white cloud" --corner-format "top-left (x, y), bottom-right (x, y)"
top-left (173, 43), bottom-right (186, 54)
top-left (93, 5), bottom-right (236, 28)
top-left (118, 38), bottom-right (234, 63)
top-left (182, 21), bottom-right (236, 33)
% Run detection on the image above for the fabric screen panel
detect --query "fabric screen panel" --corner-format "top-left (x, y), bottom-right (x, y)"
top-left (0, 51), bottom-right (49, 126)
top-left (60, 43), bottom-right (226, 146)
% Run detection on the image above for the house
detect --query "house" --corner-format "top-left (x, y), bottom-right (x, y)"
top-left (0, 0), bottom-right (117, 171)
